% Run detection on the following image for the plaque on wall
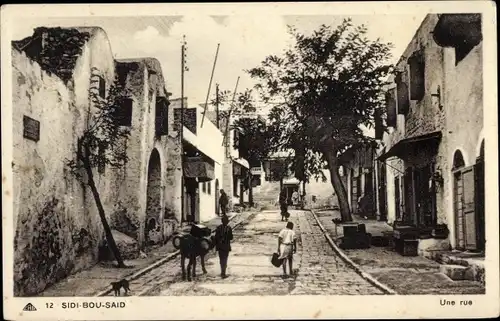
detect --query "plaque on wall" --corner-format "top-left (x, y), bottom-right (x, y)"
top-left (23, 115), bottom-right (40, 142)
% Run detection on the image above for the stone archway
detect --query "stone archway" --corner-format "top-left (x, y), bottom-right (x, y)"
top-left (145, 149), bottom-right (162, 245)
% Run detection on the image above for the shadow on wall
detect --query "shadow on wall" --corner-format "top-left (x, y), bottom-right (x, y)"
top-left (14, 197), bottom-right (97, 296)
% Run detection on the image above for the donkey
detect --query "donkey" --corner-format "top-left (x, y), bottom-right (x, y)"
top-left (179, 233), bottom-right (215, 281)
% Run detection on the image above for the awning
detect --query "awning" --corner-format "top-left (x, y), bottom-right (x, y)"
top-left (233, 158), bottom-right (249, 169)
top-left (377, 131), bottom-right (442, 162)
top-left (183, 156), bottom-right (215, 182)
top-left (183, 126), bottom-right (222, 165)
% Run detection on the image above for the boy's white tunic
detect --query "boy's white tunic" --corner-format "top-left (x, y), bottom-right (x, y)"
top-left (278, 228), bottom-right (296, 260)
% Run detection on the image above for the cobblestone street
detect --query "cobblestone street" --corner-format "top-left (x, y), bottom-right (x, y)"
top-left (108, 210), bottom-right (383, 296)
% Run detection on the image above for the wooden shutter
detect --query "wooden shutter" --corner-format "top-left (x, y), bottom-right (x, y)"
top-left (408, 52), bottom-right (425, 101)
top-left (374, 108), bottom-right (384, 139)
top-left (461, 165), bottom-right (477, 250)
top-left (386, 89), bottom-right (397, 127)
top-left (395, 72), bottom-right (410, 115)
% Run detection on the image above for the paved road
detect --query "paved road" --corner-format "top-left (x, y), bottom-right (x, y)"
top-left (109, 210), bottom-right (383, 296)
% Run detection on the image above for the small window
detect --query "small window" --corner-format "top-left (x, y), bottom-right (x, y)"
top-left (207, 181), bottom-right (211, 195)
top-left (115, 98), bottom-right (133, 126)
top-left (202, 182), bottom-right (206, 193)
top-left (98, 76), bottom-right (106, 99)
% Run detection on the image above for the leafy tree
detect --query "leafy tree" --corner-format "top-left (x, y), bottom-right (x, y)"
top-left (248, 19), bottom-right (392, 221)
top-left (231, 116), bottom-right (273, 205)
top-left (67, 77), bottom-right (131, 267)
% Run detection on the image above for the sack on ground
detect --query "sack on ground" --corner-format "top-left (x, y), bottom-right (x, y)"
top-left (271, 252), bottom-right (283, 267)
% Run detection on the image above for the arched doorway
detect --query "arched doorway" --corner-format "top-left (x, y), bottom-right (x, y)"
top-left (475, 140), bottom-right (485, 251)
top-left (215, 179), bottom-right (220, 215)
top-left (145, 149), bottom-right (162, 245)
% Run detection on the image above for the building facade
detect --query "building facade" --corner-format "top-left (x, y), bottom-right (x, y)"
top-left (12, 26), bottom-right (181, 296)
top-left (376, 14), bottom-right (484, 255)
top-left (338, 143), bottom-right (378, 217)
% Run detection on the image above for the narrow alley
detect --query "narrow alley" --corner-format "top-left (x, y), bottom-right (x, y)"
top-left (102, 210), bottom-right (383, 296)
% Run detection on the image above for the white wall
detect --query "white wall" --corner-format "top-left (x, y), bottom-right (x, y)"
top-left (191, 106), bottom-right (224, 222)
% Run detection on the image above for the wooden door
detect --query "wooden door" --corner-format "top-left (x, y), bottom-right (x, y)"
top-left (403, 169), bottom-right (415, 225)
top-left (475, 159), bottom-right (485, 251)
top-left (454, 171), bottom-right (465, 249)
top-left (215, 179), bottom-right (220, 215)
top-left (378, 162), bottom-right (387, 220)
top-left (462, 166), bottom-right (477, 250)
top-left (394, 177), bottom-right (401, 221)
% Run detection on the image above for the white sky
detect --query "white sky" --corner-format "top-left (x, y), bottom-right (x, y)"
top-left (13, 14), bottom-right (427, 110)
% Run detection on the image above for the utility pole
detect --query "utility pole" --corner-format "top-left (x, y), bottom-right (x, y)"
top-left (180, 35), bottom-right (187, 223)
top-left (215, 83), bottom-right (220, 129)
top-left (201, 43), bottom-right (220, 127)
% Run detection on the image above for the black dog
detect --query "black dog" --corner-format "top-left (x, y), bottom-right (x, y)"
top-left (111, 279), bottom-right (130, 296)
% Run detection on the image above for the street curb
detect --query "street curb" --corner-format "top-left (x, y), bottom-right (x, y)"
top-left (309, 209), bottom-right (397, 295)
top-left (94, 212), bottom-right (249, 297)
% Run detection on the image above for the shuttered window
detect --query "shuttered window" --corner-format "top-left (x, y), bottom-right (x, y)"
top-left (115, 98), bottom-right (133, 127)
top-left (386, 89), bottom-right (397, 127)
top-left (408, 52), bottom-right (425, 101)
top-left (395, 72), bottom-right (410, 115)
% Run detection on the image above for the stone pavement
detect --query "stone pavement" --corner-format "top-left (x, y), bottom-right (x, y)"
top-left (39, 212), bottom-right (251, 297)
top-left (291, 210), bottom-right (383, 295)
top-left (125, 210), bottom-right (383, 296)
top-left (313, 209), bottom-right (485, 295)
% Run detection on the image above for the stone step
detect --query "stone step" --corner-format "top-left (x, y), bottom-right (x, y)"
top-left (463, 264), bottom-right (486, 284)
top-left (440, 264), bottom-right (467, 281)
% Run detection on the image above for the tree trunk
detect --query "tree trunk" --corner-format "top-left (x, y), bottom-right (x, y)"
top-left (324, 147), bottom-right (352, 222)
top-left (83, 147), bottom-right (126, 268)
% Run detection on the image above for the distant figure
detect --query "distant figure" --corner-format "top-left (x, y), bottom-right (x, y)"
top-left (291, 190), bottom-right (299, 207)
top-left (279, 188), bottom-right (288, 221)
top-left (219, 189), bottom-right (229, 217)
top-left (358, 194), bottom-right (372, 219)
top-left (214, 215), bottom-right (233, 279)
top-left (277, 222), bottom-right (297, 277)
